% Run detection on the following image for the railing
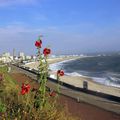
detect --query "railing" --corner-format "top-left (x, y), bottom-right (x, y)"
top-left (12, 64), bottom-right (120, 103)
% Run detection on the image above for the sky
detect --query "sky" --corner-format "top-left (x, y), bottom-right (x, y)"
top-left (0, 0), bottom-right (120, 55)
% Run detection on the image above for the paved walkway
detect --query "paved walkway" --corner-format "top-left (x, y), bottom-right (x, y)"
top-left (10, 64), bottom-right (120, 115)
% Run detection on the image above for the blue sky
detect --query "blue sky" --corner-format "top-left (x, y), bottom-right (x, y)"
top-left (0, 0), bottom-right (120, 55)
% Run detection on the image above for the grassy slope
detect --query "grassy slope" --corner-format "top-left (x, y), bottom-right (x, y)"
top-left (0, 65), bottom-right (18, 104)
top-left (0, 66), bottom-right (78, 120)
top-left (0, 66), bottom-right (16, 83)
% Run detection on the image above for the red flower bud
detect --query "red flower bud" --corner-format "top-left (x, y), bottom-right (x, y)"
top-left (43, 48), bottom-right (51, 56)
top-left (49, 91), bottom-right (56, 97)
top-left (57, 70), bottom-right (64, 76)
top-left (35, 40), bottom-right (42, 48)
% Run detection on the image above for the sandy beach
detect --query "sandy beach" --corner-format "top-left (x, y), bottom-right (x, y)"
top-left (10, 62), bottom-right (120, 115)
top-left (24, 56), bottom-right (120, 97)
top-left (57, 75), bottom-right (120, 97)
top-left (24, 56), bottom-right (80, 69)
top-left (10, 72), bottom-right (120, 120)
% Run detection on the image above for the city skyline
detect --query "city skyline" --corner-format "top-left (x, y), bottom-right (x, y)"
top-left (0, 0), bottom-right (120, 55)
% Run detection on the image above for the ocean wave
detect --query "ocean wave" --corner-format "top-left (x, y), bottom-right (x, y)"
top-left (92, 77), bottom-right (109, 85)
top-left (65, 71), bottom-right (120, 88)
top-left (65, 72), bottom-right (84, 77)
top-left (92, 77), bottom-right (120, 88)
top-left (49, 56), bottom-right (120, 88)
top-left (67, 72), bottom-right (120, 88)
top-left (49, 58), bottom-right (77, 71)
top-left (49, 63), bottom-right (62, 71)
top-left (109, 83), bottom-right (120, 88)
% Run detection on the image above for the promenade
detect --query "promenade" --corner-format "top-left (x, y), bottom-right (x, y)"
top-left (10, 64), bottom-right (120, 115)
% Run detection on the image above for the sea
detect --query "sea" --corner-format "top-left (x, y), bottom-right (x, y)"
top-left (49, 53), bottom-right (120, 88)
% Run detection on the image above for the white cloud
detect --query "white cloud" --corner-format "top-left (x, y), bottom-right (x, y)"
top-left (0, 24), bottom-right (82, 54)
top-left (0, 24), bottom-right (42, 54)
top-left (0, 23), bottom-right (120, 55)
top-left (0, 25), bottom-right (39, 41)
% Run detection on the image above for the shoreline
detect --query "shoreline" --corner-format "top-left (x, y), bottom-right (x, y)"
top-left (50, 71), bottom-right (120, 97)
top-left (10, 72), bottom-right (120, 120)
top-left (10, 64), bottom-right (120, 115)
top-left (24, 56), bottom-right (120, 97)
top-left (24, 56), bottom-right (80, 70)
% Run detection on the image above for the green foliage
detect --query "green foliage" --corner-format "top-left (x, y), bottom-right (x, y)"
top-left (0, 100), bottom-right (6, 113)
top-left (0, 65), bottom-right (8, 73)
top-left (0, 66), bottom-right (16, 83)
top-left (0, 38), bottom-right (80, 119)
top-left (0, 66), bottom-right (17, 92)
top-left (0, 70), bottom-right (78, 119)
top-left (0, 68), bottom-right (78, 119)
top-left (0, 86), bottom-right (77, 120)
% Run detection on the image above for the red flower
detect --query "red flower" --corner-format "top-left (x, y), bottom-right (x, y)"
top-left (57, 70), bottom-right (64, 76)
top-left (35, 40), bottom-right (42, 48)
top-left (25, 84), bottom-right (30, 93)
top-left (20, 83), bottom-right (30, 95)
top-left (49, 90), bottom-right (56, 97)
top-left (21, 89), bottom-right (26, 95)
top-left (43, 48), bottom-right (51, 56)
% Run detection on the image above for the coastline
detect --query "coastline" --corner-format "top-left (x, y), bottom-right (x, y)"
top-left (24, 56), bottom-right (80, 70)
top-left (24, 56), bottom-right (120, 97)
top-left (58, 75), bottom-right (120, 97)
top-left (10, 72), bottom-right (120, 120)
top-left (10, 64), bottom-right (120, 115)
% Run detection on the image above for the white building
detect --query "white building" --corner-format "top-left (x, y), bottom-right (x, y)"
top-left (19, 52), bottom-right (25, 60)
top-left (0, 52), bottom-right (14, 63)
top-left (2, 52), bottom-right (10, 57)
top-left (26, 55), bottom-right (32, 60)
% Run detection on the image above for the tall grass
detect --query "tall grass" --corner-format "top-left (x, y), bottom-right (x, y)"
top-left (0, 66), bottom-right (79, 120)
